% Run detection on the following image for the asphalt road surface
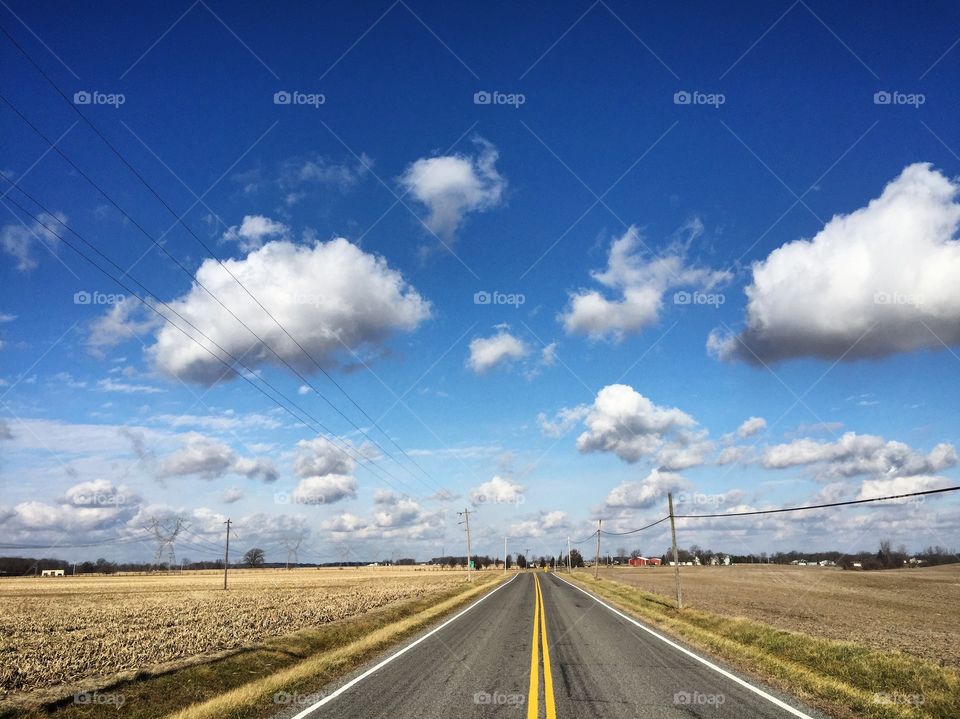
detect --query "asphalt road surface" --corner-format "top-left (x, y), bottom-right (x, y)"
top-left (291, 571), bottom-right (826, 719)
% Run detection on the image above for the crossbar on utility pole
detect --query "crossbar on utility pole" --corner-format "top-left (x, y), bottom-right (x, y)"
top-left (594, 519), bottom-right (602, 579)
top-left (458, 509), bottom-right (473, 581)
top-left (668, 492), bottom-right (682, 609)
top-left (222, 518), bottom-right (231, 591)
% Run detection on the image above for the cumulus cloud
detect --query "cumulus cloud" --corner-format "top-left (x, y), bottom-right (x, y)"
top-left (466, 330), bottom-right (529, 374)
top-left (537, 405), bottom-right (590, 438)
top-left (605, 469), bottom-right (690, 509)
top-left (855, 474), bottom-right (952, 500)
top-left (549, 384), bottom-right (708, 468)
top-left (0, 420), bottom-right (12, 440)
top-left (1, 479), bottom-right (139, 534)
top-left (290, 474), bottom-right (357, 504)
top-left (293, 436), bottom-right (355, 477)
top-left (711, 163), bottom-right (960, 363)
top-left (157, 433), bottom-right (278, 482)
top-left (736, 416), bottom-right (766, 438)
top-left (561, 222), bottom-right (730, 341)
top-left (469, 475), bottom-right (525, 506)
top-left (220, 215), bottom-right (289, 252)
top-left (221, 486), bottom-right (244, 504)
top-left (762, 432), bottom-right (956, 480)
top-left (509, 510), bottom-right (569, 538)
top-left (86, 297), bottom-right (161, 357)
top-left (143, 238), bottom-right (429, 384)
top-left (0, 212), bottom-right (64, 271)
top-left (400, 137), bottom-right (505, 242)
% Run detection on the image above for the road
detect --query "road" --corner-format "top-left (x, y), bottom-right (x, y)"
top-left (290, 571), bottom-right (825, 719)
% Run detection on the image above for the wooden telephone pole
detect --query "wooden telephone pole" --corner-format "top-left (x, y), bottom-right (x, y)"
top-left (222, 519), bottom-right (231, 591)
top-left (668, 493), bottom-right (682, 609)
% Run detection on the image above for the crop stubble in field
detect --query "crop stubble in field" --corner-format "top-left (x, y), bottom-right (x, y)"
top-left (0, 567), bottom-right (468, 698)
top-left (597, 563), bottom-right (960, 668)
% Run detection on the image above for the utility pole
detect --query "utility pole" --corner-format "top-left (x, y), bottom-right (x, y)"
top-left (668, 492), bottom-right (682, 609)
top-left (567, 536), bottom-right (572, 572)
top-left (223, 519), bottom-right (232, 591)
top-left (457, 509), bottom-right (473, 581)
top-left (594, 520), bottom-right (602, 579)
top-left (503, 536), bottom-right (507, 574)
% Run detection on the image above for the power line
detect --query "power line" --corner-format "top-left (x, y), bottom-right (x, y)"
top-left (0, 24), bottom-right (438, 491)
top-left (0, 185), bottom-right (407, 492)
top-left (0, 90), bottom-right (428, 493)
top-left (602, 516), bottom-right (671, 536)
top-left (673, 485), bottom-right (960, 519)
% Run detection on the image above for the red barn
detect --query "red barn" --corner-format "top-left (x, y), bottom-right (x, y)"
top-left (628, 556), bottom-right (662, 567)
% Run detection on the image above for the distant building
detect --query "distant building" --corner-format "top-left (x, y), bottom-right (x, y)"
top-left (628, 556), bottom-right (662, 567)
top-left (40, 569), bottom-right (65, 577)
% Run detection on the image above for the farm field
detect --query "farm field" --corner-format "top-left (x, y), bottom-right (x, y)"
top-left (0, 567), bottom-right (472, 704)
top-left (597, 563), bottom-right (960, 668)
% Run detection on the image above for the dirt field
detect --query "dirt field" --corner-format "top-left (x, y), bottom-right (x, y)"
top-left (597, 563), bottom-right (960, 669)
top-left (0, 567), bottom-right (471, 700)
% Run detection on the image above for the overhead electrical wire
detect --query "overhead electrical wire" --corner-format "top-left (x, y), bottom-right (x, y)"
top-left (0, 22), bottom-right (438, 492)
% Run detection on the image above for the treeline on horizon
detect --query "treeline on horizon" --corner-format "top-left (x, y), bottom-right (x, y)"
top-left (1, 543), bottom-right (955, 576)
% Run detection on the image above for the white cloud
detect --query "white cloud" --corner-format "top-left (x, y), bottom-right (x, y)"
top-left (86, 297), bottom-right (161, 357)
top-left (157, 433), bottom-right (278, 482)
top-left (146, 238), bottom-right (430, 384)
top-left (717, 445), bottom-right (750, 465)
top-left (0, 212), bottom-right (64, 271)
top-left (711, 163), bottom-right (960, 362)
top-left (855, 474), bottom-right (952, 501)
top-left (221, 486), bottom-right (244, 504)
top-left (467, 331), bottom-right (529, 374)
top-left (561, 223), bottom-right (730, 341)
top-left (221, 215), bottom-right (289, 252)
top-left (469, 475), bottom-right (525, 506)
top-left (293, 436), bottom-right (355, 478)
top-left (762, 432), bottom-right (956, 479)
top-left (736, 416), bottom-right (767, 438)
top-left (291, 474), bottom-right (356, 504)
top-left (605, 469), bottom-right (690, 509)
top-left (537, 405), bottom-right (590, 438)
top-left (569, 384), bottom-right (706, 467)
top-left (509, 510), bottom-right (569, 538)
top-left (97, 378), bottom-right (164, 394)
top-left (0, 312), bottom-right (16, 323)
top-left (400, 136), bottom-right (505, 241)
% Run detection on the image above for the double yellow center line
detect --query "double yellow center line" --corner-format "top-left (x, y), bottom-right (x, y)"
top-left (527, 572), bottom-right (557, 719)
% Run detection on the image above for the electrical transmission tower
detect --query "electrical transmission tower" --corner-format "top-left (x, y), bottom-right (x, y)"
top-left (145, 516), bottom-right (188, 572)
top-left (283, 530), bottom-right (307, 570)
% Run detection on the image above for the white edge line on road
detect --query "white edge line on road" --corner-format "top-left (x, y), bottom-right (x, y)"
top-left (290, 573), bottom-right (519, 719)
top-left (551, 574), bottom-right (816, 719)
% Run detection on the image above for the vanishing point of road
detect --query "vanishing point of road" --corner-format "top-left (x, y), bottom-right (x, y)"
top-left (289, 571), bottom-right (826, 719)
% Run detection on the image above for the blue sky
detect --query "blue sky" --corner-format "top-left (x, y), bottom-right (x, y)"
top-left (2, 0), bottom-right (959, 564)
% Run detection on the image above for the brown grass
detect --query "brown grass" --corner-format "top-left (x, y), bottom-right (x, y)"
top-left (0, 567), bottom-right (473, 705)
top-left (594, 563), bottom-right (960, 668)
